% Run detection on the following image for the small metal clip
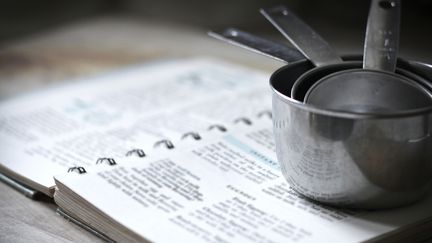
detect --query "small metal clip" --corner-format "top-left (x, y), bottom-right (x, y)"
top-left (96, 158), bottom-right (117, 166)
top-left (181, 132), bottom-right (201, 140)
top-left (207, 124), bottom-right (227, 132)
top-left (153, 139), bottom-right (175, 149)
top-left (67, 166), bottom-right (87, 174)
top-left (125, 149), bottom-right (146, 158)
top-left (234, 117), bottom-right (252, 125)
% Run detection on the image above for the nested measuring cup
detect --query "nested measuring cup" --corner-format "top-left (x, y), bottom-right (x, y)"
top-left (260, 3), bottom-right (432, 113)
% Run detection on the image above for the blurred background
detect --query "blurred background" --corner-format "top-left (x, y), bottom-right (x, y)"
top-left (0, 0), bottom-right (431, 98)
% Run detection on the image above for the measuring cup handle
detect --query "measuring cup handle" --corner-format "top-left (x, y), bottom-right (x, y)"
top-left (260, 5), bottom-right (342, 67)
top-left (363, 0), bottom-right (401, 72)
top-left (208, 28), bottom-right (305, 63)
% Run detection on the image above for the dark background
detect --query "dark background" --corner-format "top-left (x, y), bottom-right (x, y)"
top-left (1, 0), bottom-right (431, 62)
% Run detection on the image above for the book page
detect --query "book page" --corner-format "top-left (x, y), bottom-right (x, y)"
top-left (54, 121), bottom-right (432, 243)
top-left (0, 58), bottom-right (271, 191)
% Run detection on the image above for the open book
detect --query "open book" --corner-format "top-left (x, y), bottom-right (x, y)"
top-left (54, 118), bottom-right (432, 243)
top-left (0, 58), bottom-right (271, 196)
top-left (2, 58), bottom-right (432, 242)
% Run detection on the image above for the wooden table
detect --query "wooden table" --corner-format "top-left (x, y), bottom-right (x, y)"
top-left (0, 17), bottom-right (282, 242)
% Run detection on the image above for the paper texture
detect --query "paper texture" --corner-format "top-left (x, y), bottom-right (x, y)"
top-left (55, 120), bottom-right (432, 243)
top-left (0, 59), bottom-right (271, 191)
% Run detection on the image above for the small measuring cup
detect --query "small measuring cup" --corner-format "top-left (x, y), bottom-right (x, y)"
top-left (304, 0), bottom-right (432, 112)
top-left (261, 3), bottom-right (432, 112)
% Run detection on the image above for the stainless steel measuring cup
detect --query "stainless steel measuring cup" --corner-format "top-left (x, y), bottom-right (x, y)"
top-left (209, 4), bottom-right (432, 208)
top-left (304, 0), bottom-right (432, 112)
top-left (261, 3), bottom-right (432, 112)
top-left (271, 59), bottom-right (432, 209)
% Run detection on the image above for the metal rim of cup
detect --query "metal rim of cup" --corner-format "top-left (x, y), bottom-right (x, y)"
top-left (270, 59), bottom-right (432, 120)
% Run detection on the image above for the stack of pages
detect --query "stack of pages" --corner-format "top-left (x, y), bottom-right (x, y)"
top-left (1, 58), bottom-right (431, 242)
